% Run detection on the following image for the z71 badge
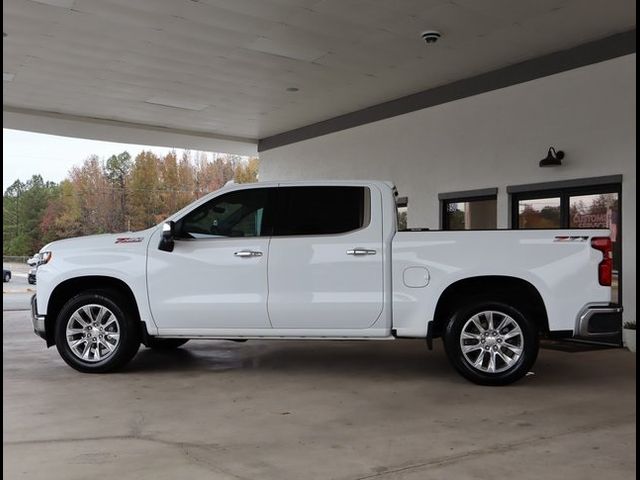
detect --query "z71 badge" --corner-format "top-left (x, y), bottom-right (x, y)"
top-left (553, 235), bottom-right (589, 242)
top-left (115, 237), bottom-right (144, 244)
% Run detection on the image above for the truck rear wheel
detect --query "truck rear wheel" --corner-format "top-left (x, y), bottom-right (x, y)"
top-left (443, 300), bottom-right (538, 386)
top-left (54, 290), bottom-right (140, 373)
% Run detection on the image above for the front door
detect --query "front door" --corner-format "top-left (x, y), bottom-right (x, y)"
top-left (267, 185), bottom-right (384, 330)
top-left (147, 187), bottom-right (275, 333)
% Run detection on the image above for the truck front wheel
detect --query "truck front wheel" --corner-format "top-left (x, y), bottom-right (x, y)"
top-left (443, 300), bottom-right (538, 386)
top-left (54, 290), bottom-right (140, 373)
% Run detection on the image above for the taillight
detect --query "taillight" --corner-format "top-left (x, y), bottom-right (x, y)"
top-left (591, 237), bottom-right (612, 286)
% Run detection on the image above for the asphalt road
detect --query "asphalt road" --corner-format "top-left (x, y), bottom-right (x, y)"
top-left (3, 313), bottom-right (637, 479)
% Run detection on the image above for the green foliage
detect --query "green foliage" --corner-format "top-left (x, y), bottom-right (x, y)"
top-left (3, 175), bottom-right (59, 255)
top-left (3, 151), bottom-right (259, 255)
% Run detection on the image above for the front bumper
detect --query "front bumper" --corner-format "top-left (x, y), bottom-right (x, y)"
top-left (575, 303), bottom-right (623, 339)
top-left (30, 294), bottom-right (47, 340)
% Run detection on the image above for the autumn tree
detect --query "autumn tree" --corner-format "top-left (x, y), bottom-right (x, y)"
top-left (158, 151), bottom-right (180, 215)
top-left (128, 151), bottom-right (162, 230)
top-left (40, 180), bottom-right (83, 244)
top-left (105, 151), bottom-right (132, 231)
top-left (4, 150), bottom-right (260, 254)
top-left (177, 151), bottom-right (197, 206)
top-left (68, 156), bottom-right (113, 235)
top-left (234, 157), bottom-right (259, 183)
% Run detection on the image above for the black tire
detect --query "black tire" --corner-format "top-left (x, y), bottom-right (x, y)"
top-left (145, 338), bottom-right (189, 350)
top-left (54, 289), bottom-right (140, 373)
top-left (4, 273), bottom-right (10, 282)
top-left (443, 300), bottom-right (539, 386)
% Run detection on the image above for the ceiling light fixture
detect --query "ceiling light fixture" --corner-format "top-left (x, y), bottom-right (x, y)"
top-left (420, 30), bottom-right (441, 44)
top-left (539, 147), bottom-right (564, 167)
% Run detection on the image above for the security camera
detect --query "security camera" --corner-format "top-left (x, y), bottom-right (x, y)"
top-left (420, 30), bottom-right (441, 44)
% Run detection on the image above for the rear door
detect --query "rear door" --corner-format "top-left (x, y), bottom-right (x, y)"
top-left (267, 185), bottom-right (384, 330)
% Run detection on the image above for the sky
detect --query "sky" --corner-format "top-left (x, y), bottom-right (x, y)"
top-left (2, 129), bottom-right (231, 191)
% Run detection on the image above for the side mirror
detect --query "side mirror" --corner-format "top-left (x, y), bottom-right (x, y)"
top-left (158, 221), bottom-right (175, 252)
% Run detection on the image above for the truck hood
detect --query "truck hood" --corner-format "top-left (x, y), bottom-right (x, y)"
top-left (40, 227), bottom-right (158, 254)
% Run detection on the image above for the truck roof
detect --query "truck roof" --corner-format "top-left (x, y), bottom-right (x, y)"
top-left (222, 179), bottom-right (395, 190)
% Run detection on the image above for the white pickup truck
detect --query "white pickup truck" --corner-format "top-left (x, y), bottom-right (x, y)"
top-left (32, 180), bottom-right (621, 385)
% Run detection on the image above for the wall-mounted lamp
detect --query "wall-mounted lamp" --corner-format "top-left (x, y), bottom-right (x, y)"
top-left (539, 147), bottom-right (564, 167)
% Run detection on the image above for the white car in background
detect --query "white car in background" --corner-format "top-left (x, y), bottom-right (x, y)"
top-left (31, 180), bottom-right (620, 385)
top-left (27, 254), bottom-right (41, 267)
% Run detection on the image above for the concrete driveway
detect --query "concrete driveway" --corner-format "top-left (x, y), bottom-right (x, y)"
top-left (3, 311), bottom-right (636, 480)
top-left (3, 262), bottom-right (35, 311)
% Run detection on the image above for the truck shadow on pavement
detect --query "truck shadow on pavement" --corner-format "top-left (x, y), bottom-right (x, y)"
top-left (126, 339), bottom-right (456, 379)
top-left (122, 339), bottom-right (635, 389)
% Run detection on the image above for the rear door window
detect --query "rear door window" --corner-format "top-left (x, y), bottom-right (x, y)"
top-left (274, 186), bottom-right (368, 236)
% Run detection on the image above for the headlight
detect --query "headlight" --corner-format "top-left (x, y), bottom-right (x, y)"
top-left (40, 251), bottom-right (53, 265)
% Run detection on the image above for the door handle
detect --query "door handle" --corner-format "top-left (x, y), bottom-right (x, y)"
top-left (234, 250), bottom-right (263, 258)
top-left (346, 248), bottom-right (377, 256)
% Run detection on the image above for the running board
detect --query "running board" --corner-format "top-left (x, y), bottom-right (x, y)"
top-left (153, 335), bottom-right (396, 341)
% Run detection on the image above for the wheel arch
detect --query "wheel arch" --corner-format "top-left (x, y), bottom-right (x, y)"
top-left (44, 276), bottom-right (144, 347)
top-left (431, 275), bottom-right (549, 339)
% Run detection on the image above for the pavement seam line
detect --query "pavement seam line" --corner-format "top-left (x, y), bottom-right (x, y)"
top-left (347, 414), bottom-right (635, 480)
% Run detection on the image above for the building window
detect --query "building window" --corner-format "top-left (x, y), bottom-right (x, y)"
top-left (440, 189), bottom-right (498, 230)
top-left (517, 197), bottom-right (561, 228)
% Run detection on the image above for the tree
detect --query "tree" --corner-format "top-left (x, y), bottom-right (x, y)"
top-left (105, 151), bottom-right (132, 231)
top-left (177, 151), bottom-right (197, 206)
top-left (69, 156), bottom-right (111, 235)
top-left (40, 180), bottom-right (83, 243)
top-left (129, 151), bottom-right (162, 230)
top-left (3, 149), bottom-right (259, 253)
top-left (234, 157), bottom-right (259, 183)
top-left (3, 175), bottom-right (58, 255)
top-left (158, 151), bottom-right (180, 216)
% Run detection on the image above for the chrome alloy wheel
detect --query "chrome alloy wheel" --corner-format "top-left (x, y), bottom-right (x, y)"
top-left (66, 304), bottom-right (120, 362)
top-left (459, 310), bottom-right (524, 374)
